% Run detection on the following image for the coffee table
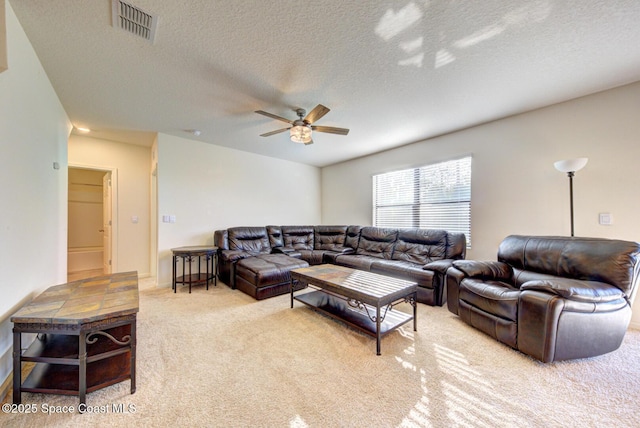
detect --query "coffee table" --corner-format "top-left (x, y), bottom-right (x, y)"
top-left (290, 264), bottom-right (417, 355)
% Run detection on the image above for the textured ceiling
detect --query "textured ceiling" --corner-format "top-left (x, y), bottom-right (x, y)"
top-left (9, 0), bottom-right (640, 167)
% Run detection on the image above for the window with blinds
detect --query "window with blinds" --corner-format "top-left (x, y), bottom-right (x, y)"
top-left (373, 156), bottom-right (472, 246)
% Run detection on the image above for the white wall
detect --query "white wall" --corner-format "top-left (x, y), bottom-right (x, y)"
top-left (156, 134), bottom-right (321, 287)
top-left (322, 81), bottom-right (640, 328)
top-left (0, 0), bottom-right (70, 395)
top-left (68, 135), bottom-right (151, 277)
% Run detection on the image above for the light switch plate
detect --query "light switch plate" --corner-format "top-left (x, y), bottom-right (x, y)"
top-left (599, 213), bottom-right (612, 225)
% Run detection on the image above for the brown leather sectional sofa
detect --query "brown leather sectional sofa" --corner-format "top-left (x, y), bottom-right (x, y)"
top-left (446, 235), bottom-right (640, 362)
top-left (214, 225), bottom-right (467, 304)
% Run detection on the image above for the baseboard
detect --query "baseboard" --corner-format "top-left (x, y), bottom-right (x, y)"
top-left (630, 320), bottom-right (640, 331)
top-left (0, 372), bottom-right (11, 404)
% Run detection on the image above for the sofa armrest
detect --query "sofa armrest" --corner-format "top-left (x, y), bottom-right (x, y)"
top-left (272, 247), bottom-right (296, 254)
top-left (520, 279), bottom-right (625, 303)
top-left (423, 259), bottom-right (455, 275)
top-left (271, 247), bottom-right (302, 258)
top-left (322, 248), bottom-right (355, 264)
top-left (321, 247), bottom-right (354, 255)
top-left (214, 229), bottom-right (228, 250)
top-left (451, 260), bottom-right (513, 282)
top-left (220, 250), bottom-right (252, 263)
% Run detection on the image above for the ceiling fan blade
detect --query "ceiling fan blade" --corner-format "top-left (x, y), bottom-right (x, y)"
top-left (311, 125), bottom-right (350, 135)
top-left (260, 127), bottom-right (290, 137)
top-left (304, 104), bottom-right (330, 124)
top-left (255, 110), bottom-right (293, 124)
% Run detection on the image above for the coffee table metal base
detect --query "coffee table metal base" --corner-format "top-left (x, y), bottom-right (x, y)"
top-left (290, 265), bottom-right (418, 355)
top-left (294, 290), bottom-right (415, 355)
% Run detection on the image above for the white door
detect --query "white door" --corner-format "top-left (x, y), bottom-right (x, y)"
top-left (103, 172), bottom-right (112, 274)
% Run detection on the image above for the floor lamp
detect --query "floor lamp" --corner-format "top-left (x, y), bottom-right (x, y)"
top-left (554, 157), bottom-right (588, 237)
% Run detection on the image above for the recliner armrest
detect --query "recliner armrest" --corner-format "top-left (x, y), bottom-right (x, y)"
top-left (520, 279), bottom-right (625, 303)
top-left (451, 260), bottom-right (513, 282)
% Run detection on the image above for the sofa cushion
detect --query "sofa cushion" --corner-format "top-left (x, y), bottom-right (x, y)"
top-left (446, 232), bottom-right (467, 259)
top-left (392, 229), bottom-right (447, 264)
top-left (370, 260), bottom-right (434, 287)
top-left (333, 254), bottom-right (378, 271)
top-left (266, 225), bottom-right (283, 248)
top-left (356, 227), bottom-right (397, 259)
top-left (459, 278), bottom-right (520, 321)
top-left (345, 225), bottom-right (362, 250)
top-left (281, 226), bottom-right (314, 250)
top-left (228, 227), bottom-right (271, 254)
top-left (314, 225), bottom-right (348, 250)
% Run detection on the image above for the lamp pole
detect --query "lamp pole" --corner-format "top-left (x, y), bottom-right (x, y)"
top-left (567, 171), bottom-right (575, 237)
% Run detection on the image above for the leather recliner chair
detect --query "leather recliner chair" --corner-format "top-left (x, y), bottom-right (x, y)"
top-left (446, 235), bottom-right (640, 362)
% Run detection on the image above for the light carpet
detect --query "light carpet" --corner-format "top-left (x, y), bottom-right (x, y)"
top-left (4, 281), bottom-right (640, 428)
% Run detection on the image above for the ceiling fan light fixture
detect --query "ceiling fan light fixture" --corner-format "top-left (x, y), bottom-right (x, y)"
top-left (290, 124), bottom-right (312, 144)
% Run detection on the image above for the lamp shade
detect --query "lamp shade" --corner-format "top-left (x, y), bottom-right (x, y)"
top-left (554, 157), bottom-right (588, 173)
top-left (290, 125), bottom-right (312, 144)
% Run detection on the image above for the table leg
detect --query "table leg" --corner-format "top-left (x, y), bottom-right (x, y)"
top-left (188, 255), bottom-right (192, 294)
top-left (206, 254), bottom-right (210, 290)
top-left (413, 292), bottom-right (417, 331)
top-left (172, 254), bottom-right (177, 293)
top-left (79, 331), bottom-right (87, 408)
top-left (214, 252), bottom-right (218, 286)
top-left (290, 278), bottom-right (294, 308)
top-left (130, 319), bottom-right (137, 394)
top-left (198, 255), bottom-right (202, 290)
top-left (376, 305), bottom-right (381, 356)
top-left (12, 331), bottom-right (21, 404)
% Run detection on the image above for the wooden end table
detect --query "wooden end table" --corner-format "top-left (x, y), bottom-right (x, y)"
top-left (171, 246), bottom-right (218, 293)
top-left (12, 271), bottom-right (139, 407)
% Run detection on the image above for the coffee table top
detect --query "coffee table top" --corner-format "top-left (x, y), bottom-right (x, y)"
top-left (291, 264), bottom-right (417, 305)
top-left (11, 271), bottom-right (139, 325)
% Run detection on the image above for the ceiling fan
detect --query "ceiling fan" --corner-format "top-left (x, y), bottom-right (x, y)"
top-left (255, 104), bottom-right (350, 145)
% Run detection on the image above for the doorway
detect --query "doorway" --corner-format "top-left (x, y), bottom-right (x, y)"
top-left (67, 166), bottom-right (117, 281)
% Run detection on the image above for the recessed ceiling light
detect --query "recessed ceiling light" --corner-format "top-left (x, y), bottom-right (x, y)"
top-left (76, 127), bottom-right (91, 133)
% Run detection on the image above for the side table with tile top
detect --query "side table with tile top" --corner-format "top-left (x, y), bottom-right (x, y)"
top-left (12, 271), bottom-right (139, 407)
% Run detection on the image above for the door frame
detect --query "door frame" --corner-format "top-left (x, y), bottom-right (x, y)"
top-left (68, 163), bottom-right (119, 273)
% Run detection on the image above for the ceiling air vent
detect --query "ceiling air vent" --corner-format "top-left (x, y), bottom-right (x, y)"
top-left (111, 0), bottom-right (158, 43)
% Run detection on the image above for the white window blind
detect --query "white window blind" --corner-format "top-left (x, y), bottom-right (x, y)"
top-left (373, 156), bottom-right (472, 246)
